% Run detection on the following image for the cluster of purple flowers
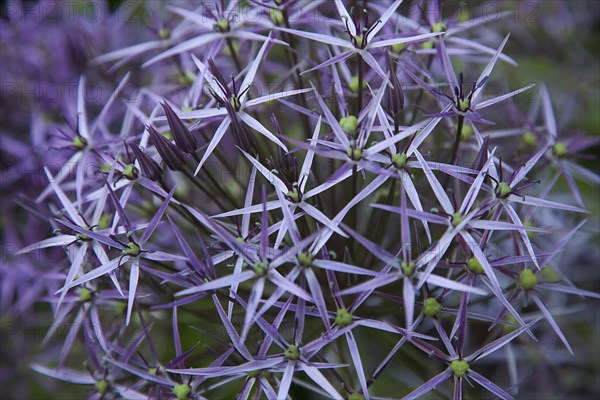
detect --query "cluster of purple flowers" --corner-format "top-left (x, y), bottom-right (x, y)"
top-left (2, 0), bottom-right (599, 399)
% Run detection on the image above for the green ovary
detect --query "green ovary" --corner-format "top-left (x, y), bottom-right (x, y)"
top-left (519, 269), bottom-right (537, 290)
top-left (450, 359), bottom-right (470, 378)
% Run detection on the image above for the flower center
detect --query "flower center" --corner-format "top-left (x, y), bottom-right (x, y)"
top-left (423, 297), bottom-right (442, 318)
top-left (391, 152), bottom-right (407, 169)
top-left (450, 359), bottom-right (470, 378)
top-left (173, 383), bottom-right (191, 400)
top-left (401, 260), bottom-right (415, 277)
top-left (519, 269), bottom-right (538, 290)
top-left (122, 164), bottom-right (138, 180)
top-left (230, 95), bottom-right (241, 111)
top-left (213, 19), bottom-right (230, 32)
top-left (553, 142), bottom-right (568, 157)
top-left (346, 141), bottom-right (363, 161)
top-left (286, 186), bottom-right (301, 203)
top-left (270, 9), bottom-right (284, 25)
top-left (95, 380), bottom-right (109, 395)
top-left (339, 115), bottom-right (358, 134)
top-left (496, 182), bottom-right (512, 198)
top-left (72, 135), bottom-right (87, 150)
top-left (457, 97), bottom-right (470, 112)
top-left (297, 252), bottom-right (313, 267)
top-left (284, 344), bottom-right (300, 360)
top-left (253, 261), bottom-right (269, 277)
top-left (158, 28), bottom-right (170, 40)
top-left (467, 257), bottom-right (484, 274)
top-left (335, 308), bottom-right (353, 326)
top-left (123, 241), bottom-right (141, 257)
top-left (431, 21), bottom-right (446, 33)
top-left (522, 131), bottom-right (537, 146)
top-left (451, 212), bottom-right (462, 227)
top-left (79, 288), bottom-right (93, 302)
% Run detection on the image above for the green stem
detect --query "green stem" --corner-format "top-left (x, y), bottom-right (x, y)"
top-left (226, 38), bottom-right (242, 72)
top-left (282, 13), bottom-right (313, 138)
top-left (449, 115), bottom-right (464, 167)
top-left (356, 56), bottom-right (364, 115)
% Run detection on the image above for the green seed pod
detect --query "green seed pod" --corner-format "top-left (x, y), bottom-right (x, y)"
top-left (123, 241), bottom-right (141, 257)
top-left (522, 131), bottom-right (537, 146)
top-left (269, 9), bottom-right (284, 25)
top-left (79, 288), bottom-right (93, 302)
top-left (391, 42), bottom-right (406, 53)
top-left (496, 182), bottom-right (511, 198)
top-left (460, 123), bottom-right (473, 140)
top-left (553, 142), bottom-right (568, 157)
top-left (458, 98), bottom-right (470, 111)
top-left (122, 164), bottom-right (138, 180)
top-left (346, 146), bottom-right (363, 161)
top-left (95, 380), bottom-right (109, 395)
top-left (253, 261), bottom-right (269, 277)
top-left (348, 392), bottom-right (366, 400)
top-left (339, 115), bottom-right (358, 134)
top-left (72, 135), bottom-right (87, 150)
top-left (540, 265), bottom-right (561, 283)
top-left (467, 257), bottom-right (484, 274)
top-left (354, 33), bottom-right (365, 48)
top-left (451, 212), bottom-right (462, 226)
top-left (423, 297), bottom-right (442, 318)
top-left (286, 187), bottom-right (301, 203)
top-left (284, 344), bottom-right (300, 360)
top-left (173, 383), bottom-right (191, 400)
top-left (335, 308), bottom-right (353, 326)
top-left (519, 269), bottom-right (538, 290)
top-left (431, 21), bottom-right (446, 33)
top-left (349, 76), bottom-right (366, 93)
top-left (297, 252), bottom-right (314, 267)
top-left (213, 19), bottom-right (230, 32)
top-left (230, 95), bottom-right (241, 111)
top-left (502, 314), bottom-right (518, 334)
top-left (391, 152), bottom-right (408, 169)
top-left (420, 41), bottom-right (433, 49)
top-left (450, 359), bottom-right (470, 378)
top-left (523, 220), bottom-right (537, 239)
top-left (401, 260), bottom-right (415, 277)
top-left (76, 230), bottom-right (92, 242)
top-left (158, 28), bottom-right (170, 40)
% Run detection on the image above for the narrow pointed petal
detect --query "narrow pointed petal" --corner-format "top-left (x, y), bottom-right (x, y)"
top-left (175, 270), bottom-right (255, 297)
top-left (531, 295), bottom-right (574, 355)
top-left (368, 0), bottom-right (403, 38)
top-left (140, 187), bottom-right (175, 244)
top-left (502, 203), bottom-right (540, 269)
top-left (402, 369), bottom-right (453, 400)
top-left (472, 34), bottom-right (510, 103)
top-left (125, 259), bottom-right (140, 326)
top-left (412, 150), bottom-right (454, 215)
top-left (369, 31), bottom-right (442, 49)
top-left (468, 318), bottom-right (541, 362)
top-left (302, 365), bottom-right (344, 400)
top-left (194, 117), bottom-right (231, 176)
top-left (239, 111), bottom-right (288, 151)
top-left (467, 370), bottom-right (514, 400)
top-left (276, 27), bottom-right (354, 48)
top-left (277, 361), bottom-right (296, 400)
top-left (423, 273), bottom-right (487, 295)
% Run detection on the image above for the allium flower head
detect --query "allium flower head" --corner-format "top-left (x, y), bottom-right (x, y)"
top-left (2, 1), bottom-right (599, 399)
